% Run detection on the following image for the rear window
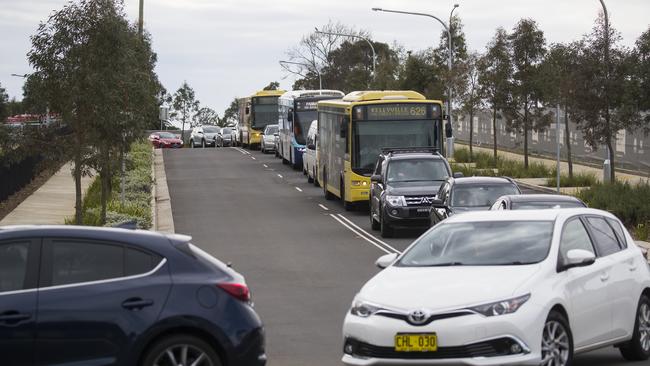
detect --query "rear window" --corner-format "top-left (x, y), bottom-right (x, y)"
top-left (452, 184), bottom-right (520, 207)
top-left (512, 201), bottom-right (586, 210)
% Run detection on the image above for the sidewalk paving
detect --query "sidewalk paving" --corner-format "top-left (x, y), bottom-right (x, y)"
top-left (0, 162), bottom-right (93, 226)
top-left (456, 143), bottom-right (650, 186)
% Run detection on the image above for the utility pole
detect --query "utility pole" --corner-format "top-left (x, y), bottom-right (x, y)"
top-left (138, 0), bottom-right (144, 36)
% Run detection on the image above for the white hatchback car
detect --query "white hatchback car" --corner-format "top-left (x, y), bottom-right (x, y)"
top-left (342, 208), bottom-right (650, 366)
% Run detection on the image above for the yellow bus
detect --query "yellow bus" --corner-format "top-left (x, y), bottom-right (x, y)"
top-left (317, 91), bottom-right (445, 210)
top-left (238, 89), bottom-right (286, 149)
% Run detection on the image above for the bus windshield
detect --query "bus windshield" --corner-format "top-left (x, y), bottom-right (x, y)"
top-left (252, 97), bottom-right (279, 130)
top-left (294, 110), bottom-right (317, 145)
top-left (352, 119), bottom-right (437, 173)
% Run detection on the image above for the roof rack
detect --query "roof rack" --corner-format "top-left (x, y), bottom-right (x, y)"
top-left (381, 147), bottom-right (441, 156)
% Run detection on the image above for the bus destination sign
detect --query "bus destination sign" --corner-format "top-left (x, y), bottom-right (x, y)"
top-left (364, 103), bottom-right (440, 120)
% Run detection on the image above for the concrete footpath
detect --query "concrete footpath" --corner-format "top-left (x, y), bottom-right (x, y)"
top-left (0, 162), bottom-right (93, 226)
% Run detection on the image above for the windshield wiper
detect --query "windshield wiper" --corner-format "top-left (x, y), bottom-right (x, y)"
top-left (426, 261), bottom-right (465, 267)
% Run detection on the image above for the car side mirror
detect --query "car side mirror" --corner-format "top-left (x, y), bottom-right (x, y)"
top-left (376, 253), bottom-right (399, 269)
top-left (370, 174), bottom-right (382, 183)
top-left (307, 143), bottom-right (316, 150)
top-left (453, 172), bottom-right (464, 178)
top-left (563, 249), bottom-right (596, 270)
top-left (430, 198), bottom-right (446, 209)
top-left (153, 135), bottom-right (160, 140)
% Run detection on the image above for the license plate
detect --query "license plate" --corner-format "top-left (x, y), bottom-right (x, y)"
top-left (395, 333), bottom-right (438, 352)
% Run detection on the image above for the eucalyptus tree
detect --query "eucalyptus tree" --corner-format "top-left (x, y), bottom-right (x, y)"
top-left (507, 18), bottom-right (550, 169)
top-left (172, 82), bottom-right (200, 139)
top-left (478, 27), bottom-right (513, 161)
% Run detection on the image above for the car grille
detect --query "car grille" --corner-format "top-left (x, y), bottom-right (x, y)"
top-left (347, 337), bottom-right (522, 359)
top-left (376, 310), bottom-right (473, 326)
top-left (405, 196), bottom-right (436, 207)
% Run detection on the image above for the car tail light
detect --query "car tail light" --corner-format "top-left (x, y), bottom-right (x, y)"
top-left (217, 282), bottom-right (251, 302)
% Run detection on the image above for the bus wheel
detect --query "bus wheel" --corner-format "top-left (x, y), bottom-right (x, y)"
top-left (323, 171), bottom-right (334, 200)
top-left (341, 181), bottom-right (354, 211)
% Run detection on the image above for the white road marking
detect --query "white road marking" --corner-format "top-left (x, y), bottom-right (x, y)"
top-left (263, 164), bottom-right (268, 168)
top-left (277, 174), bottom-right (283, 178)
top-left (251, 156), bottom-right (256, 160)
top-left (295, 187), bottom-right (303, 192)
top-left (330, 214), bottom-right (391, 254)
top-left (336, 214), bottom-right (402, 254)
top-left (232, 147), bottom-right (250, 155)
top-left (318, 204), bottom-right (329, 211)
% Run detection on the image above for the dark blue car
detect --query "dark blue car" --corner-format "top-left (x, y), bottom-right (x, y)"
top-left (0, 226), bottom-right (266, 366)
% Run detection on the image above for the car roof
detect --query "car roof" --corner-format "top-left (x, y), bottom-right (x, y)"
top-left (445, 207), bottom-right (615, 224)
top-left (452, 176), bottom-right (515, 185)
top-left (387, 153), bottom-right (446, 161)
top-left (0, 225), bottom-right (191, 251)
top-left (503, 194), bottom-right (584, 203)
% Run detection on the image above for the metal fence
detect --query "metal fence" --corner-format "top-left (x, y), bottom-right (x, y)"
top-left (0, 155), bottom-right (43, 202)
top-left (454, 110), bottom-right (650, 176)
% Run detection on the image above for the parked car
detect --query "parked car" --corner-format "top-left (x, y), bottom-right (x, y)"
top-left (302, 120), bottom-right (319, 185)
top-left (217, 127), bottom-right (234, 147)
top-left (343, 208), bottom-right (650, 366)
top-left (229, 123), bottom-right (240, 146)
top-left (429, 176), bottom-right (521, 226)
top-left (260, 124), bottom-right (279, 154)
top-left (190, 126), bottom-right (220, 148)
top-left (491, 194), bottom-right (587, 210)
top-left (0, 226), bottom-right (266, 366)
top-left (149, 131), bottom-right (183, 149)
top-left (369, 147), bottom-right (454, 238)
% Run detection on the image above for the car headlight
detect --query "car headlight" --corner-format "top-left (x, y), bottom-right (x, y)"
top-left (468, 294), bottom-right (530, 317)
top-left (385, 195), bottom-right (406, 207)
top-left (350, 300), bottom-right (383, 318)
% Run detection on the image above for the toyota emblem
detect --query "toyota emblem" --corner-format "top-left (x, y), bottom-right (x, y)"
top-left (407, 309), bottom-right (429, 325)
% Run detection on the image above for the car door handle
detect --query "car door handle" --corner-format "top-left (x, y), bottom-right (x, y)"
top-left (0, 312), bottom-right (31, 323)
top-left (600, 273), bottom-right (610, 282)
top-left (122, 298), bottom-right (154, 310)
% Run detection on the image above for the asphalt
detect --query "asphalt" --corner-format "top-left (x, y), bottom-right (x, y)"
top-left (163, 146), bottom-right (642, 366)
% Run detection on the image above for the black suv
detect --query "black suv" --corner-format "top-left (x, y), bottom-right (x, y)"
top-left (369, 148), bottom-right (455, 238)
top-left (429, 176), bottom-right (521, 226)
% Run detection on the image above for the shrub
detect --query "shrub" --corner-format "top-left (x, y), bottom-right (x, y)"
top-left (546, 173), bottom-right (598, 187)
top-left (578, 182), bottom-right (650, 236)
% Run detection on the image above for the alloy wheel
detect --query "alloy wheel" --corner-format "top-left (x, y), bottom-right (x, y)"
top-left (640, 302), bottom-right (650, 352)
top-left (541, 320), bottom-right (570, 366)
top-left (153, 344), bottom-right (214, 366)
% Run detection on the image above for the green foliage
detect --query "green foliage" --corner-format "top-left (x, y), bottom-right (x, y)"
top-left (171, 81), bottom-right (199, 134)
top-left (0, 82), bottom-right (8, 122)
top-left (546, 173), bottom-right (597, 188)
top-left (451, 147), bottom-right (552, 179)
top-left (578, 182), bottom-right (650, 235)
top-left (73, 140), bottom-right (152, 229)
top-left (635, 223), bottom-right (649, 242)
top-left (263, 81), bottom-right (280, 91)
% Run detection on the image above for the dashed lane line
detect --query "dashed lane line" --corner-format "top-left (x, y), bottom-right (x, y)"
top-left (295, 187), bottom-right (303, 192)
top-left (318, 204), bottom-right (329, 211)
top-left (263, 164), bottom-right (268, 168)
top-left (277, 174), bottom-right (283, 178)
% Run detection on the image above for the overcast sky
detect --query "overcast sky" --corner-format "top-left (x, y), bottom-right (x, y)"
top-left (1, 0), bottom-right (648, 115)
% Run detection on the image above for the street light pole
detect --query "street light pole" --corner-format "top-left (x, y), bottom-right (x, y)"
top-left (372, 7), bottom-right (457, 157)
top-left (598, 0), bottom-right (612, 182)
top-left (279, 60), bottom-right (323, 91)
top-left (138, 0), bottom-right (144, 36)
top-left (314, 28), bottom-right (376, 85)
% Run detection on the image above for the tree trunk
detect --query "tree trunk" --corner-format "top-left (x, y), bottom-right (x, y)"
top-left (564, 106), bottom-right (573, 178)
top-left (606, 133), bottom-right (616, 183)
top-left (469, 110), bottom-right (474, 159)
top-left (492, 106), bottom-right (498, 162)
top-left (100, 146), bottom-right (109, 225)
top-left (523, 106), bottom-right (529, 169)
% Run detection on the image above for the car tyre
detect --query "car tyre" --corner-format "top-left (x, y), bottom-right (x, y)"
top-left (370, 209), bottom-right (380, 230)
top-left (619, 295), bottom-right (650, 361)
top-left (141, 334), bottom-right (223, 366)
top-left (190, 140), bottom-right (194, 148)
top-left (380, 211), bottom-right (393, 238)
top-left (201, 139), bottom-right (206, 148)
top-left (541, 311), bottom-right (573, 366)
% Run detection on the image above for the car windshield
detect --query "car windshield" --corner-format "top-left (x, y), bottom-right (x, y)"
top-left (398, 221), bottom-right (553, 266)
top-left (512, 201), bottom-right (585, 210)
top-left (203, 126), bottom-right (219, 133)
top-left (265, 125), bottom-right (278, 135)
top-left (252, 97), bottom-right (279, 130)
top-left (159, 132), bottom-right (176, 139)
top-left (353, 119), bottom-right (438, 173)
top-left (386, 159), bottom-right (449, 183)
top-left (452, 184), bottom-right (519, 208)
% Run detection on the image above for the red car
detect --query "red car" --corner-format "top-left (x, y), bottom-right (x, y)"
top-left (149, 132), bottom-right (183, 148)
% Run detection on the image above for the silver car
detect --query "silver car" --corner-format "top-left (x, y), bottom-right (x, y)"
top-left (261, 124), bottom-right (279, 154)
top-left (189, 125), bottom-right (219, 148)
top-left (216, 127), bottom-right (234, 147)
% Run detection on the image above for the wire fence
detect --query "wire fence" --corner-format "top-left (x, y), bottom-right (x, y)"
top-left (454, 110), bottom-right (650, 177)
